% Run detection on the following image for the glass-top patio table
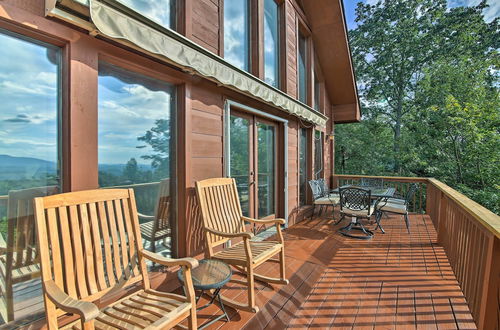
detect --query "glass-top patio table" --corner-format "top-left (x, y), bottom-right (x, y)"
top-left (330, 185), bottom-right (396, 198)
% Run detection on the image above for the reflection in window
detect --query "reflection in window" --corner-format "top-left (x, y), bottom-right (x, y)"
top-left (298, 31), bottom-right (308, 103)
top-left (314, 130), bottom-right (323, 179)
top-left (118, 0), bottom-right (176, 30)
top-left (0, 29), bottom-right (61, 324)
top-left (299, 128), bottom-right (308, 206)
top-left (224, 0), bottom-right (250, 71)
top-left (230, 115), bottom-right (250, 217)
top-left (98, 62), bottom-right (175, 255)
top-left (257, 122), bottom-right (275, 217)
top-left (264, 0), bottom-right (279, 87)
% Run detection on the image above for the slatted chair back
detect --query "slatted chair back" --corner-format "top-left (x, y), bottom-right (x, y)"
top-left (339, 187), bottom-right (372, 215)
top-left (154, 178), bottom-right (171, 234)
top-left (195, 178), bottom-right (244, 251)
top-left (33, 189), bottom-right (148, 319)
top-left (308, 180), bottom-right (324, 200)
top-left (6, 186), bottom-right (59, 272)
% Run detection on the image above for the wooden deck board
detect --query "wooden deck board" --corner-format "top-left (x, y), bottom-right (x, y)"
top-left (2, 212), bottom-right (476, 329)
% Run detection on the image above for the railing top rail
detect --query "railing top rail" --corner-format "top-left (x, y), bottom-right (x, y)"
top-left (333, 174), bottom-right (500, 239)
top-left (333, 174), bottom-right (429, 183)
top-left (427, 178), bottom-right (500, 239)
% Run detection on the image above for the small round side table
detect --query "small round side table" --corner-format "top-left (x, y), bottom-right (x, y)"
top-left (178, 259), bottom-right (232, 329)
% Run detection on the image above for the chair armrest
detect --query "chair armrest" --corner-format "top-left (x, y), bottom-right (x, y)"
top-left (44, 281), bottom-right (100, 322)
top-left (205, 227), bottom-right (253, 239)
top-left (241, 216), bottom-right (285, 225)
top-left (140, 250), bottom-right (199, 268)
top-left (138, 213), bottom-right (155, 221)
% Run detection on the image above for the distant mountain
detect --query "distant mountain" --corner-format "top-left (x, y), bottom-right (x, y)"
top-left (0, 154), bottom-right (154, 180)
top-left (0, 154), bottom-right (57, 180)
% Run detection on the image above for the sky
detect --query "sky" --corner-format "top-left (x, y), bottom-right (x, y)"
top-left (343, 0), bottom-right (499, 30)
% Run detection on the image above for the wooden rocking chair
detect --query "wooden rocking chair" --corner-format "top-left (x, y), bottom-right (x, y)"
top-left (33, 189), bottom-right (198, 329)
top-left (139, 179), bottom-right (171, 252)
top-left (0, 185), bottom-right (58, 323)
top-left (195, 178), bottom-right (288, 313)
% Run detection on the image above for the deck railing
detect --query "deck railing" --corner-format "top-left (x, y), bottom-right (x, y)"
top-left (333, 174), bottom-right (500, 330)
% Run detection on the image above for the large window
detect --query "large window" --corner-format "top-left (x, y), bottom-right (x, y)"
top-left (118, 0), bottom-right (177, 30)
top-left (0, 29), bottom-right (61, 323)
top-left (299, 128), bottom-right (308, 206)
top-left (264, 0), bottom-right (280, 87)
top-left (224, 0), bottom-right (250, 71)
top-left (98, 62), bottom-right (176, 254)
top-left (298, 31), bottom-right (308, 103)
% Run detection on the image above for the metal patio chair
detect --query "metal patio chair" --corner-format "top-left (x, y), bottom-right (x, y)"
top-left (375, 183), bottom-right (419, 233)
top-left (338, 187), bottom-right (380, 239)
top-left (308, 179), bottom-right (339, 221)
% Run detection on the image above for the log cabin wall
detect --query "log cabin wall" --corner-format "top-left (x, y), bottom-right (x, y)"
top-left (0, 0), bottom-right (338, 259)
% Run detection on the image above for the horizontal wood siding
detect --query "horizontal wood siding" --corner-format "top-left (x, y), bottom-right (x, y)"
top-left (191, 0), bottom-right (220, 54)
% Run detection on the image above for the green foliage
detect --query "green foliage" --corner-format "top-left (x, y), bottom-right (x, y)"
top-left (337, 0), bottom-right (500, 214)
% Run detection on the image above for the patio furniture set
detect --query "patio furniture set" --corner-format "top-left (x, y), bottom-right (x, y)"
top-left (0, 178), bottom-right (288, 329)
top-left (309, 177), bottom-right (418, 239)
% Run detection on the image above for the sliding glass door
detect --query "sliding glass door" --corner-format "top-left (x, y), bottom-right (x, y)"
top-left (229, 112), bottom-right (277, 219)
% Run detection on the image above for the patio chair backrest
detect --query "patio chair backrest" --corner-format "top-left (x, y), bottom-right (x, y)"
top-left (153, 178), bottom-right (171, 233)
top-left (308, 180), bottom-right (324, 200)
top-left (6, 186), bottom-right (59, 271)
top-left (404, 183), bottom-right (419, 206)
top-left (33, 189), bottom-right (147, 310)
top-left (339, 187), bottom-right (372, 216)
top-left (360, 177), bottom-right (384, 188)
top-left (195, 178), bottom-right (245, 249)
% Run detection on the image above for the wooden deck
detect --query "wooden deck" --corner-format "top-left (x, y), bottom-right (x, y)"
top-left (191, 212), bottom-right (476, 329)
top-left (2, 212), bottom-right (477, 329)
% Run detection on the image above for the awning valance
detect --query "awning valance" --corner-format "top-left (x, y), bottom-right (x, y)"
top-left (88, 0), bottom-right (327, 127)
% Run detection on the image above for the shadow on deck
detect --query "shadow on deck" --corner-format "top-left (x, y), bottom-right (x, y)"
top-left (193, 212), bottom-right (476, 329)
top-left (2, 212), bottom-right (476, 329)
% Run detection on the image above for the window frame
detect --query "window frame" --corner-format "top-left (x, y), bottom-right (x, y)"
top-left (96, 54), bottom-right (180, 257)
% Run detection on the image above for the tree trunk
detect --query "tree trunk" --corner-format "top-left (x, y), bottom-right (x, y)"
top-left (393, 102), bottom-right (403, 174)
top-left (452, 137), bottom-right (464, 184)
top-left (340, 146), bottom-right (346, 173)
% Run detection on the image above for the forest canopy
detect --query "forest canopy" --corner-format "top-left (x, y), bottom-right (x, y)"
top-left (336, 0), bottom-right (499, 213)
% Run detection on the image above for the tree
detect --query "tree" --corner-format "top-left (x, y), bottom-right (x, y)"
top-left (349, 0), bottom-right (446, 173)
top-left (337, 0), bottom-right (499, 213)
top-left (137, 119), bottom-right (171, 179)
top-left (123, 158), bottom-right (139, 183)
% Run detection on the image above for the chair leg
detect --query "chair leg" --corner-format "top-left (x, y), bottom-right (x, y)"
top-left (279, 248), bottom-right (286, 280)
top-left (310, 205), bottom-right (316, 221)
top-left (247, 266), bottom-right (256, 311)
top-left (188, 304), bottom-right (197, 330)
top-left (404, 213), bottom-right (410, 233)
top-left (374, 211), bottom-right (386, 234)
top-left (6, 278), bottom-right (14, 322)
top-left (334, 214), bottom-right (345, 225)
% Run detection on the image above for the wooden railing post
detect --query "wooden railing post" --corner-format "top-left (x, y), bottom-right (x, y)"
top-left (480, 237), bottom-right (500, 330)
top-left (437, 191), bottom-right (447, 245)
